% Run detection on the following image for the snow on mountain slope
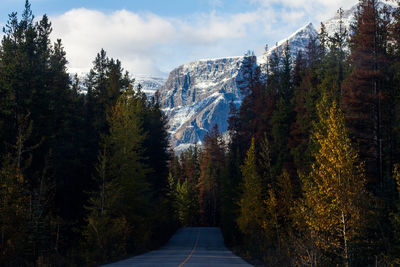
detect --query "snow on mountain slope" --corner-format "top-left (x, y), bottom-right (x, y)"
top-left (158, 56), bottom-right (257, 149)
top-left (134, 75), bottom-right (167, 97)
top-left (258, 22), bottom-right (319, 66)
top-left (321, 1), bottom-right (395, 37)
top-left (321, 5), bottom-right (357, 37)
top-left (68, 73), bottom-right (166, 96)
top-left (160, 22), bottom-right (319, 151)
top-left (159, 3), bottom-right (397, 151)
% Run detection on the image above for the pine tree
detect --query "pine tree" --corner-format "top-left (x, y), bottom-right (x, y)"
top-left (174, 179), bottom-right (198, 226)
top-left (289, 35), bottom-right (327, 178)
top-left (83, 139), bottom-right (130, 263)
top-left (198, 125), bottom-right (225, 226)
top-left (229, 51), bottom-right (269, 158)
top-left (237, 138), bottom-right (265, 255)
top-left (219, 150), bottom-right (241, 246)
top-left (0, 154), bottom-right (29, 264)
top-left (342, 0), bottom-right (389, 188)
top-left (141, 92), bottom-right (170, 197)
top-left (270, 42), bottom-right (295, 177)
top-left (390, 164), bottom-right (400, 262)
top-left (83, 85), bottom-right (152, 263)
top-left (329, 8), bottom-right (348, 96)
top-left (0, 112), bottom-right (55, 265)
top-left (0, 135), bottom-right (30, 264)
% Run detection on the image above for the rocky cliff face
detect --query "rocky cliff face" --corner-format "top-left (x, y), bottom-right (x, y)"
top-left (158, 3), bottom-right (391, 150)
top-left (158, 22), bottom-right (320, 151)
top-left (158, 56), bottom-right (257, 150)
top-left (158, 24), bottom-right (320, 151)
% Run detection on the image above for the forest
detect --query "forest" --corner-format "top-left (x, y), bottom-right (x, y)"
top-left (1, 0), bottom-right (400, 266)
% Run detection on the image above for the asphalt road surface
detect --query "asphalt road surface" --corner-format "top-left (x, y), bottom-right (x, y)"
top-left (104, 227), bottom-right (252, 267)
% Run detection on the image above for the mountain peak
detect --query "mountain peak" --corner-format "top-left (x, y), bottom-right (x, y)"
top-left (258, 22), bottom-right (318, 65)
top-left (159, 3), bottom-right (378, 150)
top-left (158, 55), bottom-right (257, 150)
top-left (273, 22), bottom-right (317, 50)
top-left (286, 22), bottom-right (314, 40)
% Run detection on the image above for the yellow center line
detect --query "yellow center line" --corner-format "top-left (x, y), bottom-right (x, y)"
top-left (178, 229), bottom-right (200, 267)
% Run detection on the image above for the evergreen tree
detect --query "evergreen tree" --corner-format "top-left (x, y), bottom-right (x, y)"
top-left (141, 92), bottom-right (170, 197)
top-left (329, 8), bottom-right (348, 96)
top-left (390, 163), bottom-right (400, 262)
top-left (270, 42), bottom-right (294, 177)
top-left (174, 179), bottom-right (198, 226)
top-left (0, 116), bottom-right (33, 264)
top-left (167, 146), bottom-right (201, 227)
top-left (83, 85), bottom-right (152, 263)
top-left (237, 138), bottom-right (265, 255)
top-left (342, 0), bottom-right (389, 188)
top-left (289, 41), bottom-right (321, 176)
top-left (219, 149), bottom-right (241, 246)
top-left (83, 140), bottom-right (131, 264)
top-left (198, 125), bottom-right (225, 226)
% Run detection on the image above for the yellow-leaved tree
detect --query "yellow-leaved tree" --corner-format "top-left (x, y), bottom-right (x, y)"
top-left (303, 98), bottom-right (371, 266)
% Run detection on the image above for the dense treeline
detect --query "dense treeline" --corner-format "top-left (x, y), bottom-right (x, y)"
top-left (3, 0), bottom-right (400, 266)
top-left (0, 1), bottom-right (174, 265)
top-left (168, 0), bottom-right (400, 265)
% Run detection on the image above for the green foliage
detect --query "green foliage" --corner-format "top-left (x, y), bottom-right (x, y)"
top-left (83, 86), bottom-right (154, 263)
top-left (174, 179), bottom-right (197, 226)
top-left (0, 154), bottom-right (30, 264)
top-left (0, 112), bottom-right (55, 265)
top-left (0, 1), bottom-right (173, 265)
top-left (3, 1), bottom-right (400, 266)
top-left (237, 138), bottom-right (265, 255)
top-left (198, 125), bottom-right (225, 226)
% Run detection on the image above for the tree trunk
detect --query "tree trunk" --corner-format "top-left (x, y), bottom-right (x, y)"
top-left (341, 210), bottom-right (349, 267)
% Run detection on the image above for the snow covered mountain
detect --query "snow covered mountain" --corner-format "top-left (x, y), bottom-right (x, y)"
top-left (158, 56), bottom-right (257, 151)
top-left (69, 73), bottom-right (166, 96)
top-left (134, 75), bottom-right (167, 97)
top-left (321, 5), bottom-right (357, 37)
top-left (259, 22), bottom-right (319, 65)
top-left (159, 22), bottom-right (320, 150)
top-left (159, 2), bottom-right (394, 151)
top-left (321, 1), bottom-right (395, 37)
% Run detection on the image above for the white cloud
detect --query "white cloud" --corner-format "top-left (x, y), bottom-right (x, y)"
top-left (50, 8), bottom-right (176, 76)
top-left (250, 0), bottom-right (359, 22)
top-left (209, 0), bottom-right (224, 8)
top-left (47, 0), bottom-right (366, 76)
top-left (178, 11), bottom-right (259, 45)
top-left (50, 8), bottom-right (267, 76)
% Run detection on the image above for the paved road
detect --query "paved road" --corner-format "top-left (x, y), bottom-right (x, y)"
top-left (104, 227), bottom-right (252, 267)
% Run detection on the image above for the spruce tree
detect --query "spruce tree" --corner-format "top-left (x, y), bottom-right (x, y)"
top-left (237, 138), bottom-right (265, 255)
top-left (83, 85), bottom-right (152, 263)
top-left (270, 43), bottom-right (294, 177)
top-left (174, 179), bottom-right (198, 226)
top-left (289, 50), bottom-right (320, 175)
top-left (342, 0), bottom-right (389, 188)
top-left (198, 125), bottom-right (225, 226)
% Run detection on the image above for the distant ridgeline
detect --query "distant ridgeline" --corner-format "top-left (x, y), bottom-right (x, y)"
top-left (153, 3), bottom-right (376, 151)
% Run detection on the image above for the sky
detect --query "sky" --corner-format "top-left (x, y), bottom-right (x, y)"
top-left (0, 0), bottom-right (362, 77)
